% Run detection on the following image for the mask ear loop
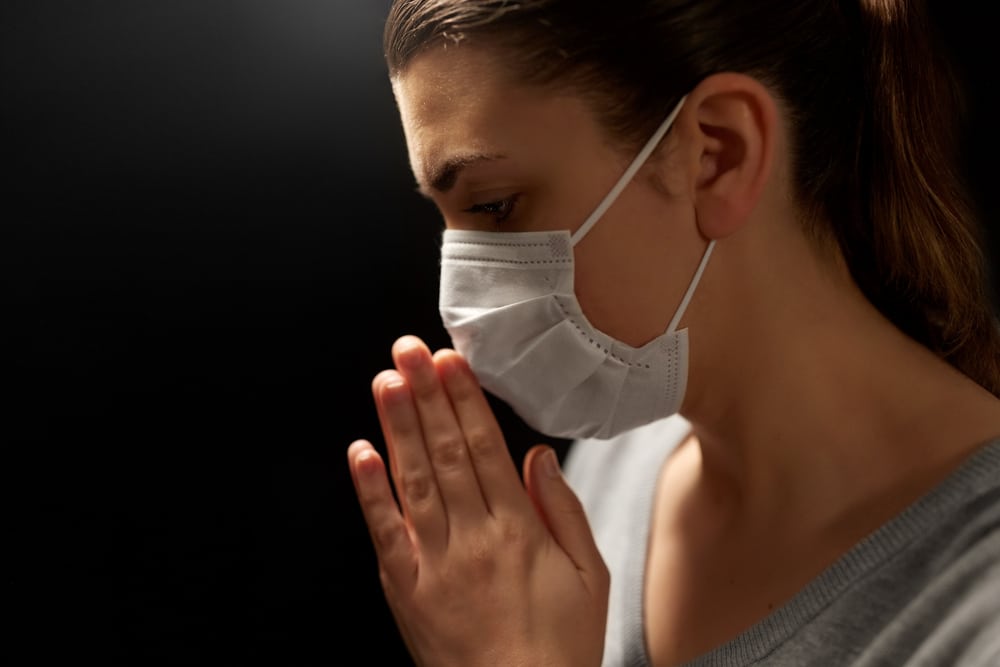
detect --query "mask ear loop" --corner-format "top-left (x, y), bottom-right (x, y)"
top-left (570, 95), bottom-right (688, 247)
top-left (666, 237), bottom-right (715, 333)
top-left (566, 93), bottom-right (712, 334)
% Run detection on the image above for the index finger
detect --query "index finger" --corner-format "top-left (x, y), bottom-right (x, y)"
top-left (433, 349), bottom-right (535, 516)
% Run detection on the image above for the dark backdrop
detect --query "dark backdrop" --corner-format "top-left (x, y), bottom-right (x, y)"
top-left (4, 2), bottom-right (997, 665)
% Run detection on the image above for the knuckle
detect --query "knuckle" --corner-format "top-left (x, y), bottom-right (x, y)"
top-left (466, 535), bottom-right (497, 573)
top-left (463, 425), bottom-right (497, 459)
top-left (454, 533), bottom-right (499, 580)
top-left (429, 435), bottom-right (467, 469)
top-left (495, 515), bottom-right (531, 549)
top-left (400, 471), bottom-right (436, 508)
top-left (373, 521), bottom-right (405, 554)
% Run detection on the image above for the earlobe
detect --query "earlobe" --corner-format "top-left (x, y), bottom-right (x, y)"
top-left (686, 74), bottom-right (777, 241)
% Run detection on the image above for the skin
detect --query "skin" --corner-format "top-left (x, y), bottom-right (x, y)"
top-left (347, 42), bottom-right (1000, 666)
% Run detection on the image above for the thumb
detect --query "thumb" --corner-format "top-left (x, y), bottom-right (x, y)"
top-left (523, 445), bottom-right (607, 580)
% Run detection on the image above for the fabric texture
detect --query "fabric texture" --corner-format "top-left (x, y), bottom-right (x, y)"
top-left (562, 415), bottom-right (1000, 666)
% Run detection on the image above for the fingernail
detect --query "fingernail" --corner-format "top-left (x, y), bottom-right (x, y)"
top-left (543, 449), bottom-right (561, 479)
top-left (356, 448), bottom-right (378, 473)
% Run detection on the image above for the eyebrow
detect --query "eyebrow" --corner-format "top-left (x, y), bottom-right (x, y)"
top-left (418, 153), bottom-right (508, 198)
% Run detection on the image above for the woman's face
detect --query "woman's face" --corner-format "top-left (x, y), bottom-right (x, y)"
top-left (391, 44), bottom-right (709, 347)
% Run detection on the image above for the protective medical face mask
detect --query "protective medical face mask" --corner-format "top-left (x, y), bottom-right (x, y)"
top-left (438, 96), bottom-right (715, 440)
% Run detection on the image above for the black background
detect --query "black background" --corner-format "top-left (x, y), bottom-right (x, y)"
top-left (4, 2), bottom-right (997, 665)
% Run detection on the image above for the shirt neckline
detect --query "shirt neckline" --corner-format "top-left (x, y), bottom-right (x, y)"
top-left (632, 436), bottom-right (1000, 667)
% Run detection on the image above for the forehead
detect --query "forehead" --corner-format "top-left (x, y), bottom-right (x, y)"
top-left (390, 44), bottom-right (605, 191)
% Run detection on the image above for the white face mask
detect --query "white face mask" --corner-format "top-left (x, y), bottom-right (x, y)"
top-left (438, 95), bottom-right (715, 440)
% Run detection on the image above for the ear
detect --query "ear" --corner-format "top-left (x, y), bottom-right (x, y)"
top-left (671, 73), bottom-right (777, 240)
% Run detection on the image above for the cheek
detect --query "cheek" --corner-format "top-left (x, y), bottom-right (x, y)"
top-left (571, 191), bottom-right (698, 347)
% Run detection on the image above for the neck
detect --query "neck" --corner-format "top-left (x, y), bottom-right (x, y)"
top-left (679, 225), bottom-right (1000, 535)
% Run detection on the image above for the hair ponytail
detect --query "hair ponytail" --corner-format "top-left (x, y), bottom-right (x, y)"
top-left (842, 0), bottom-right (1000, 396)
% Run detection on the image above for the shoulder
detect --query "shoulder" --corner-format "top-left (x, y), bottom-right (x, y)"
top-left (860, 440), bottom-right (1000, 665)
top-left (900, 531), bottom-right (1000, 666)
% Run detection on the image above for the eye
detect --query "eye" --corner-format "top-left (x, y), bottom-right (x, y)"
top-left (462, 194), bottom-right (520, 225)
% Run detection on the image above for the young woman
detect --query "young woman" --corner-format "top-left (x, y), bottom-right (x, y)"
top-left (347, 1), bottom-right (1000, 665)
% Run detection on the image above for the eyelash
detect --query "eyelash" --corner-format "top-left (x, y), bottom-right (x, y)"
top-left (462, 194), bottom-right (520, 224)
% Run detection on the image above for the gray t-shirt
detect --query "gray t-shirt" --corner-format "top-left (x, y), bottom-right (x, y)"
top-left (562, 415), bottom-right (1000, 666)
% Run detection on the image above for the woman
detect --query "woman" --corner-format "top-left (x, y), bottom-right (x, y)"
top-left (347, 1), bottom-right (1000, 665)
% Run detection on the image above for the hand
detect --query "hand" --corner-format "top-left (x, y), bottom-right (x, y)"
top-left (347, 335), bottom-right (609, 667)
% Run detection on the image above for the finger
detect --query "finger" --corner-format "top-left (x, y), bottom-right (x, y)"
top-left (372, 369), bottom-right (448, 553)
top-left (346, 439), bottom-right (418, 592)
top-left (372, 369), bottom-right (404, 485)
top-left (391, 336), bottom-right (489, 526)
top-left (524, 444), bottom-right (609, 594)
top-left (434, 348), bottom-right (536, 516)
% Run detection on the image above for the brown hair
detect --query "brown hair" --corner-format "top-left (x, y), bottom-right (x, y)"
top-left (384, 0), bottom-right (1000, 396)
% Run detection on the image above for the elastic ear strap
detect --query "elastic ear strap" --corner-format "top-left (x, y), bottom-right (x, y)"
top-left (570, 95), bottom-right (688, 247)
top-left (667, 239), bottom-right (715, 333)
